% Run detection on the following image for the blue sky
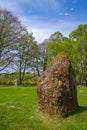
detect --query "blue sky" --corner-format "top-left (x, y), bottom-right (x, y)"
top-left (0, 0), bottom-right (87, 43)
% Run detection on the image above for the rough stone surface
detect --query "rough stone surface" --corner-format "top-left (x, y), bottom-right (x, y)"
top-left (37, 54), bottom-right (78, 117)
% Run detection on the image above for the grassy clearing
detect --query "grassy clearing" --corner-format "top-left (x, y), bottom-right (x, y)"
top-left (0, 86), bottom-right (87, 130)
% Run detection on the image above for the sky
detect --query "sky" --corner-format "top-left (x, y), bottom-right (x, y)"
top-left (0, 0), bottom-right (87, 43)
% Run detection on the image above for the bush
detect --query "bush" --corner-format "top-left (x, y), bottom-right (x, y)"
top-left (0, 79), bottom-right (37, 86)
top-left (22, 80), bottom-right (37, 86)
top-left (0, 80), bottom-right (15, 85)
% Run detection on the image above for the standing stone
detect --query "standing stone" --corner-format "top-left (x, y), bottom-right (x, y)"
top-left (15, 79), bottom-right (18, 86)
top-left (37, 53), bottom-right (78, 117)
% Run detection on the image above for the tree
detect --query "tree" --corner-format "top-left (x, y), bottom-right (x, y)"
top-left (0, 9), bottom-right (26, 71)
top-left (49, 32), bottom-right (63, 42)
top-left (38, 33), bottom-right (63, 73)
top-left (47, 32), bottom-right (73, 65)
top-left (39, 39), bottom-right (49, 72)
top-left (70, 24), bottom-right (87, 84)
top-left (13, 32), bottom-right (40, 84)
top-left (69, 24), bottom-right (87, 41)
top-left (71, 35), bottom-right (87, 84)
top-left (46, 32), bottom-right (63, 65)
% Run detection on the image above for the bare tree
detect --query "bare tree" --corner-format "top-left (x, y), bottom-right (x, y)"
top-left (0, 9), bottom-right (26, 71)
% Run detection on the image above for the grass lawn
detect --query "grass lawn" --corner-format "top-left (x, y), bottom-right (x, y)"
top-left (0, 86), bottom-right (87, 130)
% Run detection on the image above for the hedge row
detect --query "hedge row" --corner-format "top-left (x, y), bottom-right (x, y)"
top-left (0, 80), bottom-right (37, 86)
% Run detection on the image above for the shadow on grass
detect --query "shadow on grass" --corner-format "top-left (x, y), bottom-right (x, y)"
top-left (65, 106), bottom-right (87, 118)
top-left (75, 106), bottom-right (87, 114)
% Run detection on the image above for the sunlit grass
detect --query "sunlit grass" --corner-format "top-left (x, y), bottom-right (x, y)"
top-left (0, 86), bottom-right (87, 130)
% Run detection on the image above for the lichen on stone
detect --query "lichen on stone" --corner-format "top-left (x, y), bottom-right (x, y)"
top-left (37, 53), bottom-right (78, 117)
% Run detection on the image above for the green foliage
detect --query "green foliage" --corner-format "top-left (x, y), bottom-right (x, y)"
top-left (69, 24), bottom-right (87, 41)
top-left (47, 24), bottom-right (87, 85)
top-left (0, 80), bottom-right (15, 85)
top-left (0, 86), bottom-right (87, 130)
top-left (49, 31), bottom-right (63, 42)
top-left (70, 25), bottom-right (87, 84)
top-left (47, 36), bottom-right (73, 65)
top-left (14, 32), bottom-right (40, 84)
top-left (0, 73), bottom-right (38, 86)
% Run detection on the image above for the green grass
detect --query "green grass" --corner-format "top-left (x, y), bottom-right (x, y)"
top-left (0, 86), bottom-right (87, 130)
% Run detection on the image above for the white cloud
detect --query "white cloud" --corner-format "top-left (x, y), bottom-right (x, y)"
top-left (59, 12), bottom-right (63, 15)
top-left (59, 12), bottom-right (71, 16)
top-left (70, 8), bottom-right (74, 11)
top-left (0, 0), bottom-right (63, 15)
top-left (20, 16), bottom-right (82, 43)
top-left (20, 0), bottom-right (61, 11)
top-left (64, 13), bottom-right (71, 16)
top-left (0, 0), bottom-right (22, 15)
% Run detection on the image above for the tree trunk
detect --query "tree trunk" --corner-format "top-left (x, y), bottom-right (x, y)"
top-left (80, 64), bottom-right (86, 85)
top-left (19, 70), bottom-right (22, 85)
top-left (19, 60), bottom-right (22, 85)
top-left (36, 67), bottom-right (40, 76)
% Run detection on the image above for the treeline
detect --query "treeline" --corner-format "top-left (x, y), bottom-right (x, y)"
top-left (0, 8), bottom-right (87, 85)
